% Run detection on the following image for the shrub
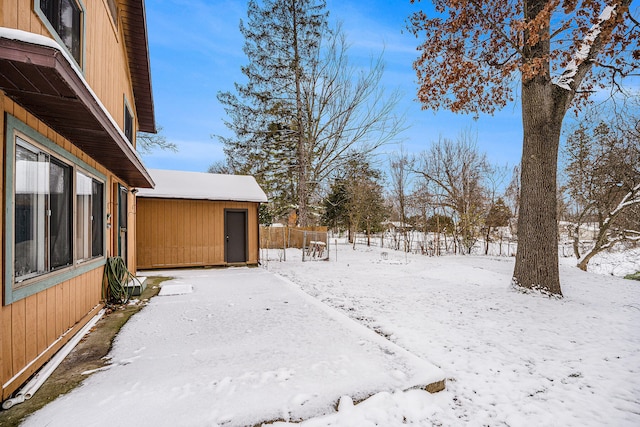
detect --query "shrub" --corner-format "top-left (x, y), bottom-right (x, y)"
top-left (624, 271), bottom-right (640, 281)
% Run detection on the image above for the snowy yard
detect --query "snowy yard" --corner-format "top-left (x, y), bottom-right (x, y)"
top-left (22, 265), bottom-right (442, 427)
top-left (264, 244), bottom-right (640, 426)
top-left (24, 244), bottom-right (640, 426)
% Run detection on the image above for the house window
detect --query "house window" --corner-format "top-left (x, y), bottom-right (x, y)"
top-left (15, 138), bottom-right (73, 281)
top-left (6, 116), bottom-right (108, 303)
top-left (38, 0), bottom-right (83, 65)
top-left (12, 132), bottom-right (105, 286)
top-left (124, 104), bottom-right (134, 143)
top-left (92, 180), bottom-right (104, 257)
top-left (76, 171), bottom-right (104, 261)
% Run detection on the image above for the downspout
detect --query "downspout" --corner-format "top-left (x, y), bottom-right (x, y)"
top-left (2, 308), bottom-right (105, 410)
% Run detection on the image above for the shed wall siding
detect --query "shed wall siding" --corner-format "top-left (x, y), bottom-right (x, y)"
top-left (136, 199), bottom-right (261, 269)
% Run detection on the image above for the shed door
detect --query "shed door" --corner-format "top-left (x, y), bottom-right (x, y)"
top-left (225, 210), bottom-right (247, 263)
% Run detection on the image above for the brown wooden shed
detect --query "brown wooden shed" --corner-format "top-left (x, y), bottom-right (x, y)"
top-left (136, 169), bottom-right (268, 269)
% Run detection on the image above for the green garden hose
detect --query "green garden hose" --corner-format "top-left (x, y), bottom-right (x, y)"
top-left (102, 257), bottom-right (140, 305)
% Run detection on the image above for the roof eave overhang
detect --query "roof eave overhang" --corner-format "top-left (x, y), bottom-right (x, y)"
top-left (121, 0), bottom-right (156, 133)
top-left (0, 37), bottom-right (154, 188)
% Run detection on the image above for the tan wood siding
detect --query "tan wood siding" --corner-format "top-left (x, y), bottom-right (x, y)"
top-left (1, 0), bottom-right (139, 146)
top-left (1, 0), bottom-right (145, 400)
top-left (0, 269), bottom-right (104, 399)
top-left (137, 199), bottom-right (261, 269)
top-left (0, 96), bottom-right (136, 399)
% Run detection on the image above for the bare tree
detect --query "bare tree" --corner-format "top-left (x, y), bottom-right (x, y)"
top-left (299, 27), bottom-right (404, 224)
top-left (136, 126), bottom-right (177, 154)
top-left (207, 160), bottom-right (233, 175)
top-left (415, 132), bottom-right (491, 254)
top-left (217, 2), bottom-right (403, 226)
top-left (504, 164), bottom-right (521, 238)
top-left (563, 104), bottom-right (640, 270)
top-left (389, 146), bottom-right (414, 252)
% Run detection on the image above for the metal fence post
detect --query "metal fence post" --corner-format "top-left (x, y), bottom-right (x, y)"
top-left (302, 231), bottom-right (307, 262)
top-left (283, 226), bottom-right (287, 261)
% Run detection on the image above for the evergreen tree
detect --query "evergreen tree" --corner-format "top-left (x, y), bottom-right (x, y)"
top-left (485, 198), bottom-right (511, 229)
top-left (483, 197), bottom-right (512, 255)
top-left (322, 178), bottom-right (349, 231)
top-left (426, 214), bottom-right (454, 233)
top-left (216, 1), bottom-right (403, 226)
top-left (217, 0), bottom-right (328, 225)
top-left (322, 157), bottom-right (387, 244)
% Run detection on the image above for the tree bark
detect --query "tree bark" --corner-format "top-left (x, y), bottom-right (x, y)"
top-left (577, 216), bottom-right (613, 271)
top-left (485, 226), bottom-right (491, 255)
top-left (572, 224), bottom-right (581, 259)
top-left (513, 76), bottom-right (563, 296)
top-left (577, 250), bottom-right (597, 271)
top-left (291, 0), bottom-right (308, 227)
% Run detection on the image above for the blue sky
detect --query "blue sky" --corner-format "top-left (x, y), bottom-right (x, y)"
top-left (141, 0), bottom-right (525, 174)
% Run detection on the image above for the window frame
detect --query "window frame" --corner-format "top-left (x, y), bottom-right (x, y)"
top-left (91, 179), bottom-right (105, 258)
top-left (13, 139), bottom-right (75, 281)
top-left (34, 0), bottom-right (86, 71)
top-left (75, 169), bottom-right (105, 263)
top-left (124, 98), bottom-right (134, 144)
top-left (5, 114), bottom-right (107, 305)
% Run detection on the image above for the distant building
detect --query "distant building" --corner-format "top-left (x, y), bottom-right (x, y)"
top-left (383, 221), bottom-right (413, 232)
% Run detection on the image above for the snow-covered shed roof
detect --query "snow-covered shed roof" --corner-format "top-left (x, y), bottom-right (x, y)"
top-left (136, 169), bottom-right (268, 203)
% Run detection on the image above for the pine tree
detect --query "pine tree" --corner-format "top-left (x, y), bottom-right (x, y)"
top-left (322, 158), bottom-right (387, 244)
top-left (217, 1), bottom-right (403, 226)
top-left (322, 178), bottom-right (349, 231)
top-left (217, 0), bottom-right (328, 224)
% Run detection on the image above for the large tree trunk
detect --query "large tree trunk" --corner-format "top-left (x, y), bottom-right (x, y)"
top-left (513, 77), bottom-right (563, 296)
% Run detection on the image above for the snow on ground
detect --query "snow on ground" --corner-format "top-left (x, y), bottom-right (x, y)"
top-left (22, 244), bottom-right (640, 426)
top-left (581, 247), bottom-right (640, 277)
top-left (22, 267), bottom-right (443, 427)
top-left (264, 244), bottom-right (640, 426)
